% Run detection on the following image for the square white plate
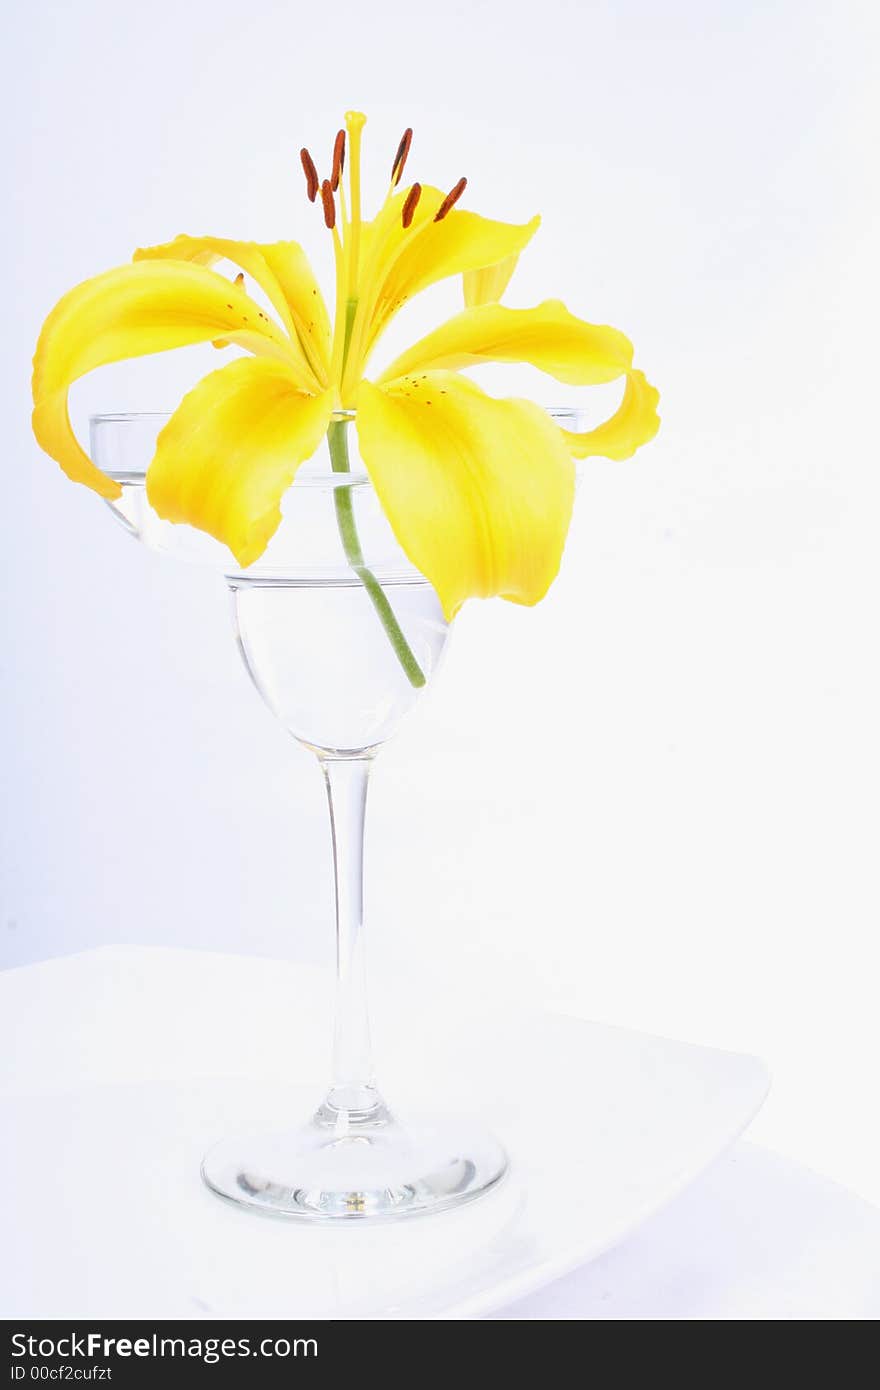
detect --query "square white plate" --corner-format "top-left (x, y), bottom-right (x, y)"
top-left (0, 948), bottom-right (769, 1319)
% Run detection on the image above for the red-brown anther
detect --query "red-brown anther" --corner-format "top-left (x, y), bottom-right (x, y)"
top-left (300, 148), bottom-right (319, 202)
top-left (320, 179), bottom-right (336, 230)
top-left (434, 176), bottom-right (467, 222)
top-left (331, 130), bottom-right (346, 191)
top-left (401, 182), bottom-right (422, 229)
top-left (391, 127), bottom-right (413, 186)
top-left (233, 272), bottom-right (245, 287)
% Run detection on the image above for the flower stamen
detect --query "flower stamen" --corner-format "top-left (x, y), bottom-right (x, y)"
top-left (401, 182), bottom-right (422, 229)
top-left (331, 130), bottom-right (346, 192)
top-left (320, 179), bottom-right (336, 230)
top-left (300, 148), bottom-right (319, 203)
top-left (391, 128), bottom-right (413, 187)
top-left (345, 111), bottom-right (366, 288)
top-left (434, 177), bottom-right (467, 222)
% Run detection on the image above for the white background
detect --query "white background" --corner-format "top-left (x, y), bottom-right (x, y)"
top-left (3, 0), bottom-right (880, 1216)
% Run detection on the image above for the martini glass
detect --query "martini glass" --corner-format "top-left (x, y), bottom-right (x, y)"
top-left (91, 409), bottom-right (519, 1220)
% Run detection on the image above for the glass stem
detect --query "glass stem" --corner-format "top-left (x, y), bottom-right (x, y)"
top-left (326, 419), bottom-right (426, 689)
top-left (318, 756), bottom-right (385, 1123)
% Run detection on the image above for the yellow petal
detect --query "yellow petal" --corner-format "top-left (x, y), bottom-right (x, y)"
top-left (463, 252), bottom-right (520, 307)
top-left (147, 357), bottom-right (332, 566)
top-left (32, 259), bottom-right (302, 500)
top-left (562, 368), bottom-right (661, 460)
top-left (379, 299), bottom-right (634, 385)
top-left (134, 235), bottom-right (331, 386)
top-left (377, 299), bottom-right (660, 463)
top-left (356, 373), bottom-right (575, 620)
top-left (376, 197), bottom-right (540, 337)
top-left (346, 189), bottom-right (539, 385)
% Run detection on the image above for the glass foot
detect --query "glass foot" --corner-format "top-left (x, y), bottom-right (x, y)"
top-left (201, 1094), bottom-right (509, 1221)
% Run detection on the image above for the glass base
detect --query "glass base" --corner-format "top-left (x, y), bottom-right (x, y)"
top-left (201, 1092), bottom-right (509, 1221)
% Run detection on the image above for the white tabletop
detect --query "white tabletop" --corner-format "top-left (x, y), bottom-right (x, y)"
top-left (2, 947), bottom-right (878, 1319)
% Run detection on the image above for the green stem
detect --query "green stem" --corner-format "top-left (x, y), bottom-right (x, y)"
top-left (342, 299), bottom-right (359, 377)
top-left (327, 419), bottom-right (426, 689)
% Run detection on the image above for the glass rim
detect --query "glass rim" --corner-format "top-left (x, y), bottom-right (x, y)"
top-left (90, 405), bottom-right (592, 490)
top-left (89, 405), bottom-right (587, 427)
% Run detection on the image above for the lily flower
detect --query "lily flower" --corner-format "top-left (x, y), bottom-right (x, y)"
top-left (32, 111), bottom-right (659, 634)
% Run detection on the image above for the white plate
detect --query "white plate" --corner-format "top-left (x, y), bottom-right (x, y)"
top-left (0, 950), bottom-right (769, 1319)
top-left (494, 1143), bottom-right (880, 1320)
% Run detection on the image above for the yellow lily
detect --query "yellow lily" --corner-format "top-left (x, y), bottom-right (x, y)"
top-left (32, 111), bottom-right (660, 642)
